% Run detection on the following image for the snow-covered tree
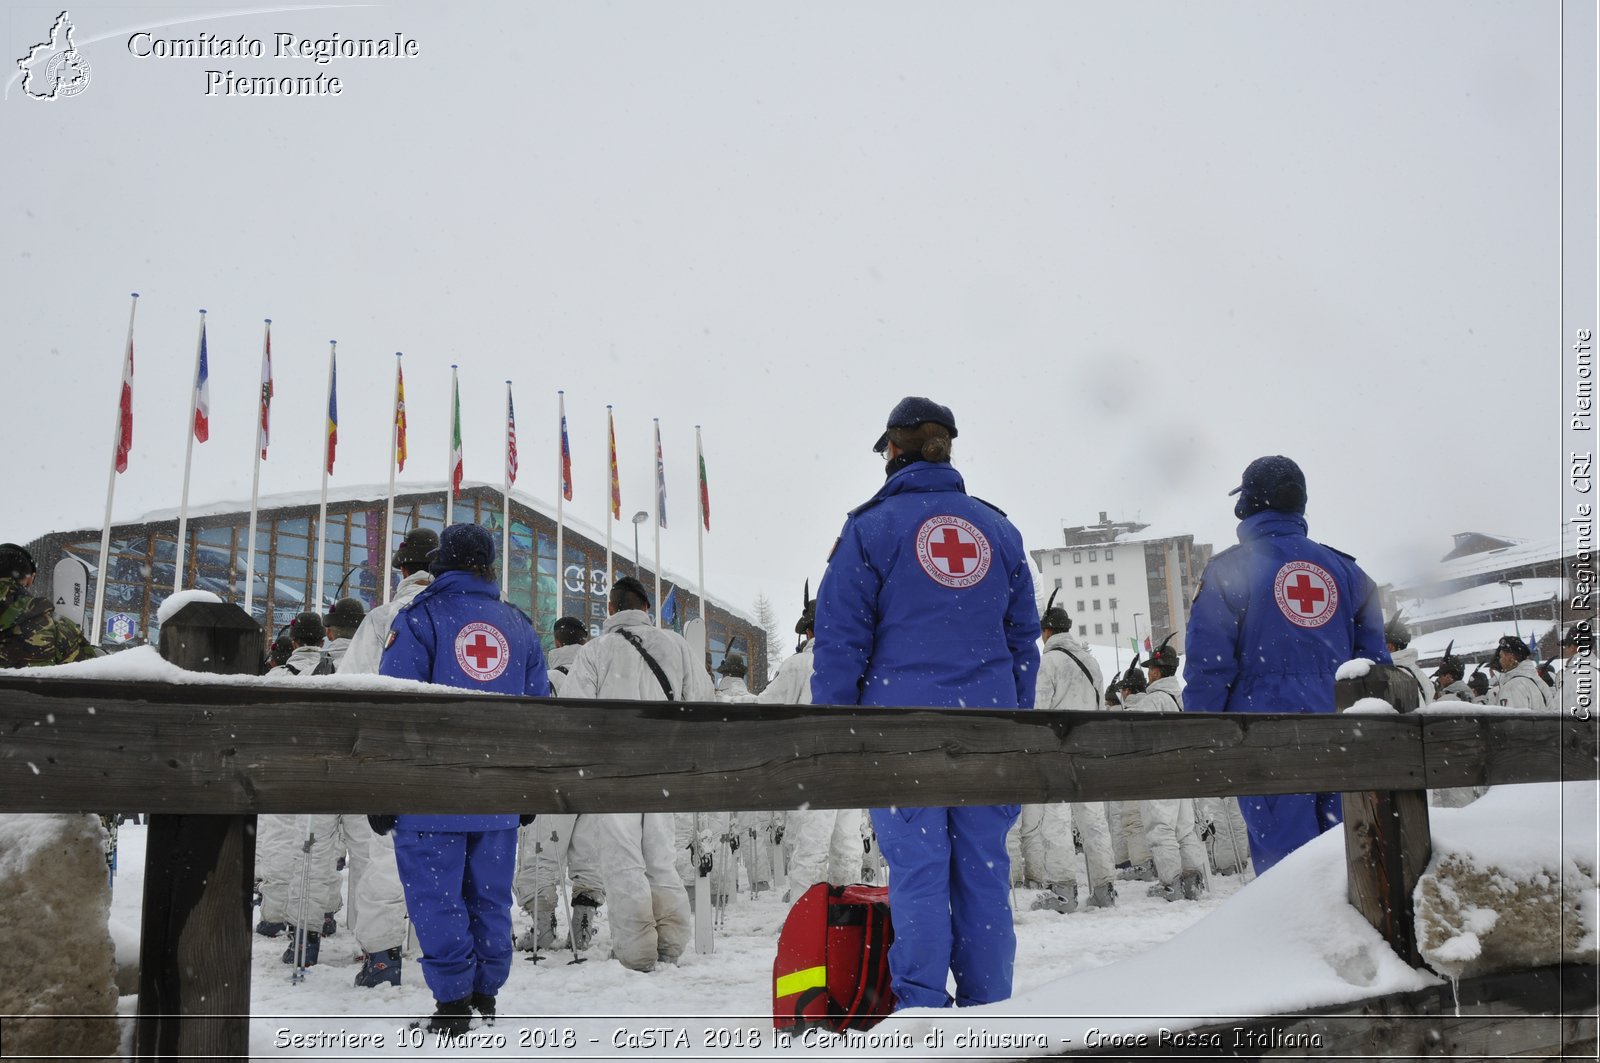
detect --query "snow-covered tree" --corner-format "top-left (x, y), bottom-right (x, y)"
top-left (753, 593), bottom-right (786, 678)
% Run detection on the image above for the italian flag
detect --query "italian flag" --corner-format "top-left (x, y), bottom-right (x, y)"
top-left (449, 371), bottom-right (463, 497)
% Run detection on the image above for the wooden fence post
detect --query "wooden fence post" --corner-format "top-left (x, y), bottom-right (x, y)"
top-left (136, 602), bottom-right (262, 1060)
top-left (1336, 663), bottom-right (1431, 969)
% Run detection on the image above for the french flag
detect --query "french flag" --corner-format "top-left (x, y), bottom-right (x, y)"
top-left (193, 316), bottom-right (210, 442)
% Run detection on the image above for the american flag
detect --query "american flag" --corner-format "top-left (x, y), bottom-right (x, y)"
top-left (506, 386), bottom-right (519, 485)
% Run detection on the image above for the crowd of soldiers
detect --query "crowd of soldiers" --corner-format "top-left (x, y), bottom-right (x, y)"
top-left (0, 433), bottom-right (1594, 1033)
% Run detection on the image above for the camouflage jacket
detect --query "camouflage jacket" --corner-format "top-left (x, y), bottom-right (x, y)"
top-left (0, 577), bottom-right (97, 668)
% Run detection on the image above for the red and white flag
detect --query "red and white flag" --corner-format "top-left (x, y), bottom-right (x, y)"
top-left (192, 314), bottom-right (210, 442)
top-left (506, 384), bottom-right (519, 485)
top-left (114, 298), bottom-right (136, 473)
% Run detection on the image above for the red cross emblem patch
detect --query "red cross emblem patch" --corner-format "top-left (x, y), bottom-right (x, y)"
top-left (454, 621), bottom-right (511, 682)
top-left (915, 515), bottom-right (993, 589)
top-left (1273, 561), bottom-right (1339, 628)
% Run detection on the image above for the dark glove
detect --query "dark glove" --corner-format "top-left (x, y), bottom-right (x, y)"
top-left (367, 814), bottom-right (396, 836)
top-left (726, 833), bottom-right (740, 852)
top-left (519, 814), bottom-right (536, 826)
top-left (698, 852), bottom-right (714, 875)
top-left (1199, 821), bottom-right (1216, 842)
top-left (773, 827), bottom-right (784, 846)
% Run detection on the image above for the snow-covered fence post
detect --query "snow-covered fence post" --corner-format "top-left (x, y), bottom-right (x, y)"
top-left (1336, 663), bottom-right (1431, 969)
top-left (137, 601), bottom-right (261, 1060)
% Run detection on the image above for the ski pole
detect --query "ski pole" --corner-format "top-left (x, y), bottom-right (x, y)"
top-left (291, 816), bottom-right (315, 983)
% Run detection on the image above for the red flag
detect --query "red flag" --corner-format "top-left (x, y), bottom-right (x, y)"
top-left (115, 302), bottom-right (135, 473)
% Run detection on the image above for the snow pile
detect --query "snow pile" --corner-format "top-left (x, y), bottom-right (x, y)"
top-left (154, 588), bottom-right (223, 625)
top-left (1344, 697), bottom-right (1398, 715)
top-left (0, 814), bottom-right (119, 1059)
top-left (1415, 781), bottom-right (1597, 980)
top-left (1335, 658), bottom-right (1375, 680)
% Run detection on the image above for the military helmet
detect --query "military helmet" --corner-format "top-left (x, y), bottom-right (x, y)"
top-left (1141, 633), bottom-right (1180, 675)
top-left (795, 579), bottom-right (816, 636)
top-left (1384, 612), bottom-right (1412, 650)
top-left (717, 652), bottom-right (748, 678)
top-left (0, 543), bottom-right (37, 580)
top-left (1433, 641), bottom-right (1465, 682)
top-left (288, 611), bottom-right (325, 646)
top-left (1467, 671), bottom-right (1489, 695)
top-left (1117, 669), bottom-right (1147, 695)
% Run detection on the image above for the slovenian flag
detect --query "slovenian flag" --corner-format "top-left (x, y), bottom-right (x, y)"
top-left (192, 315), bottom-right (210, 442)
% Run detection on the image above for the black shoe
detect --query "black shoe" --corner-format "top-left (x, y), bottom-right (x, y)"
top-left (470, 991), bottom-right (496, 1025)
top-left (426, 997), bottom-right (473, 1037)
top-left (321, 912), bottom-right (337, 937)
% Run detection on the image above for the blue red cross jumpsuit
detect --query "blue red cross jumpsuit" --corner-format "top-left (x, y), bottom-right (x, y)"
top-left (379, 569), bottom-right (549, 1005)
top-left (1182, 509), bottom-right (1389, 873)
top-left (811, 461), bottom-right (1040, 1010)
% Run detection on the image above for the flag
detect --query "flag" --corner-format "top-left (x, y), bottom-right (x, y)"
top-left (558, 396), bottom-right (572, 501)
top-left (1129, 636), bottom-right (1139, 656)
top-left (192, 319), bottom-right (210, 442)
top-left (325, 351), bottom-right (338, 475)
top-left (661, 586), bottom-right (679, 630)
top-left (449, 372), bottom-right (463, 497)
top-left (698, 443), bottom-right (710, 532)
top-left (395, 361), bottom-right (408, 472)
top-left (506, 388), bottom-right (519, 485)
top-left (654, 419), bottom-right (667, 528)
top-left (608, 408), bottom-right (620, 520)
top-left (114, 314), bottom-right (134, 474)
top-left (1143, 635), bottom-right (1152, 653)
top-left (258, 322), bottom-right (273, 460)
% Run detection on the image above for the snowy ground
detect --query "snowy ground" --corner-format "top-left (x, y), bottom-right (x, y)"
top-left (101, 782), bottom-right (1596, 1060)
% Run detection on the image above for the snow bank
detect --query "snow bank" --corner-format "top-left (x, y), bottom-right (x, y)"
top-left (1344, 697), bottom-right (1398, 715)
top-left (0, 814), bottom-right (119, 1059)
top-left (1335, 658), bottom-right (1375, 680)
top-left (1415, 782), bottom-right (1597, 980)
top-left (154, 588), bottom-right (223, 625)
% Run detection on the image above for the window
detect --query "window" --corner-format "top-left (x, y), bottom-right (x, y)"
top-left (1109, 597), bottom-right (1118, 610)
top-left (1111, 622), bottom-right (1120, 634)
top-left (1089, 550), bottom-right (1097, 561)
top-left (1094, 623), bottom-right (1104, 635)
top-left (1093, 599), bottom-right (1101, 611)
top-left (1105, 548), bottom-right (1114, 561)
top-left (1053, 578), bottom-right (1062, 590)
top-left (1074, 576), bottom-right (1084, 588)
top-left (1107, 573), bottom-right (1116, 586)
top-left (1091, 575), bottom-right (1100, 586)
top-left (1072, 552), bottom-right (1081, 563)
top-left (1077, 600), bottom-right (1086, 612)
top-left (1053, 551), bottom-right (1061, 565)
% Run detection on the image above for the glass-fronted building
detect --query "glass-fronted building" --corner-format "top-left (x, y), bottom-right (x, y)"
top-left (26, 483), bottom-right (766, 682)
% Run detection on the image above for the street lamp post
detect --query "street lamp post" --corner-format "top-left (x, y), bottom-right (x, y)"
top-left (631, 511), bottom-right (649, 577)
top-left (1499, 578), bottom-right (1524, 642)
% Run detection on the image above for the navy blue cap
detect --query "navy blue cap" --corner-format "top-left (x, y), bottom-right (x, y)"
top-left (1229, 455), bottom-right (1307, 515)
top-left (873, 396), bottom-right (958, 453)
top-left (429, 523), bottom-right (496, 574)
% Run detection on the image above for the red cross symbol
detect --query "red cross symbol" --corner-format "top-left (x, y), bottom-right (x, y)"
top-left (929, 527), bottom-right (979, 575)
top-left (463, 633), bottom-right (500, 670)
top-left (1284, 573), bottom-right (1326, 615)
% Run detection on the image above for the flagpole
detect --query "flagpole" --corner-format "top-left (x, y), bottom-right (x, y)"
top-left (652, 417), bottom-right (663, 628)
top-left (173, 309), bottom-right (206, 594)
top-left (601, 403), bottom-right (614, 592)
top-left (502, 380), bottom-right (513, 601)
top-left (446, 364), bottom-right (458, 527)
top-left (90, 292), bottom-right (138, 647)
top-left (383, 353), bottom-right (402, 604)
top-left (695, 424), bottom-right (706, 633)
top-left (244, 319), bottom-right (270, 618)
top-left (554, 389), bottom-right (565, 618)
top-left (315, 340), bottom-right (336, 612)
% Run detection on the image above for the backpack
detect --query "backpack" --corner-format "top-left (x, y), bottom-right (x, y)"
top-left (772, 883), bottom-right (895, 1034)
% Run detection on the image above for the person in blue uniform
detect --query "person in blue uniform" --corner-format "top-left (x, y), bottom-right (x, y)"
top-left (811, 396), bottom-right (1040, 1011)
top-left (378, 523), bottom-right (549, 1036)
top-left (1183, 456), bottom-right (1389, 874)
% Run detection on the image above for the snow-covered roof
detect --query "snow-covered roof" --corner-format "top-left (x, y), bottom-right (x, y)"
top-left (1401, 530), bottom-right (1577, 590)
top-left (1393, 578), bottom-right (1564, 625)
top-left (1411, 620), bottom-right (1559, 662)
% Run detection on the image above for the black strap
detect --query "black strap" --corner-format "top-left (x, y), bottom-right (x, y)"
top-left (553, 665), bottom-right (570, 675)
top-left (1047, 645), bottom-right (1096, 688)
top-left (617, 628), bottom-right (675, 701)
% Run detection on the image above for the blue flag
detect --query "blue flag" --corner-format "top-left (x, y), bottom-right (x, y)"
top-left (661, 586), bottom-right (679, 630)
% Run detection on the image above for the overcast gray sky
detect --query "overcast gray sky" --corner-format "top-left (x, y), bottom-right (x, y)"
top-left (3, 1), bottom-right (1566, 632)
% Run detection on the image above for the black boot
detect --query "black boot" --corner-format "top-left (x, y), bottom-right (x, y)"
top-left (425, 997), bottom-right (473, 1037)
top-left (470, 991), bottom-right (496, 1025)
